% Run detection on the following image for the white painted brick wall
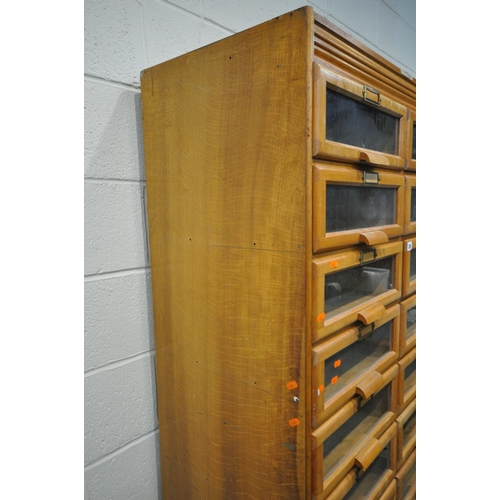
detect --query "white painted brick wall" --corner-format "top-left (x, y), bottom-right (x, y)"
top-left (84, 182), bottom-right (148, 276)
top-left (84, 0), bottom-right (415, 498)
top-left (84, 0), bottom-right (144, 86)
top-left (85, 80), bottom-right (145, 181)
top-left (84, 271), bottom-right (154, 371)
top-left (200, 0), bottom-right (328, 32)
top-left (85, 432), bottom-right (161, 500)
top-left (142, 1), bottom-right (231, 70)
top-left (84, 353), bottom-right (158, 466)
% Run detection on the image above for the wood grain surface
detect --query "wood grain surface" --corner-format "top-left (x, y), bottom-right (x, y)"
top-left (141, 6), bottom-right (313, 499)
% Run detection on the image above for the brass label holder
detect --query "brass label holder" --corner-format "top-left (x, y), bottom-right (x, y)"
top-left (363, 85), bottom-right (381, 105)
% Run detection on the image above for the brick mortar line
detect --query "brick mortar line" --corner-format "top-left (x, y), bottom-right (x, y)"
top-left (84, 178), bottom-right (146, 185)
top-left (84, 267), bottom-right (150, 282)
top-left (84, 429), bottom-right (159, 471)
top-left (157, 0), bottom-right (235, 34)
top-left (84, 350), bottom-right (155, 378)
top-left (84, 74), bottom-right (140, 91)
top-left (380, 0), bottom-right (416, 29)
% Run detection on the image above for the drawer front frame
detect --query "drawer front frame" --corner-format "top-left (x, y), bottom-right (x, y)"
top-left (395, 448), bottom-right (416, 500)
top-left (406, 110), bottom-right (416, 171)
top-left (312, 304), bottom-right (400, 427)
top-left (311, 367), bottom-right (398, 499)
top-left (398, 348), bottom-right (416, 412)
top-left (313, 241), bottom-right (403, 341)
top-left (379, 479), bottom-right (397, 500)
top-left (404, 174), bottom-right (416, 235)
top-left (318, 421), bottom-right (398, 500)
top-left (312, 63), bottom-right (408, 169)
top-left (312, 162), bottom-right (405, 253)
top-left (396, 397), bottom-right (416, 466)
top-left (402, 237), bottom-right (416, 299)
top-left (399, 294), bottom-right (416, 358)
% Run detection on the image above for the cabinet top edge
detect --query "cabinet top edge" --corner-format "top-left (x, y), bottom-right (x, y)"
top-left (139, 6), bottom-right (415, 90)
top-left (140, 6), bottom-right (313, 80)
top-left (314, 11), bottom-right (416, 86)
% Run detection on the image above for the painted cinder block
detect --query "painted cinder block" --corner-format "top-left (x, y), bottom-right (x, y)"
top-left (201, 0), bottom-right (324, 32)
top-left (85, 271), bottom-right (154, 372)
top-left (381, 0), bottom-right (416, 30)
top-left (164, 0), bottom-right (203, 17)
top-left (84, 181), bottom-right (148, 276)
top-left (141, 0), bottom-right (230, 71)
top-left (84, 353), bottom-right (158, 466)
top-left (85, 431), bottom-right (161, 500)
top-left (329, 0), bottom-right (379, 47)
top-left (84, 80), bottom-right (145, 182)
top-left (84, 0), bottom-right (144, 85)
top-left (377, 1), bottom-right (416, 75)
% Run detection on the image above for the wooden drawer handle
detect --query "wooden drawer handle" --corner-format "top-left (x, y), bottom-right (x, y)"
top-left (359, 151), bottom-right (390, 166)
top-left (359, 231), bottom-right (389, 246)
top-left (358, 303), bottom-right (386, 325)
top-left (355, 436), bottom-right (383, 470)
top-left (356, 371), bottom-right (383, 400)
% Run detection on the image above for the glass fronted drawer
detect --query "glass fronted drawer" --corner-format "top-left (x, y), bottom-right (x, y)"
top-left (312, 368), bottom-right (398, 498)
top-left (406, 111), bottom-right (416, 171)
top-left (312, 163), bottom-right (405, 253)
top-left (313, 241), bottom-right (402, 341)
top-left (402, 237), bottom-right (416, 299)
top-left (404, 174), bottom-right (416, 235)
top-left (312, 63), bottom-right (408, 169)
top-left (400, 294), bottom-right (416, 358)
top-left (395, 448), bottom-right (416, 500)
top-left (325, 437), bottom-right (397, 500)
top-left (312, 304), bottom-right (400, 427)
top-left (398, 348), bottom-right (416, 412)
top-left (396, 398), bottom-right (416, 466)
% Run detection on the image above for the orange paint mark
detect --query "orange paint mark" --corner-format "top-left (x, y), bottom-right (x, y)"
top-left (286, 381), bottom-right (298, 390)
top-left (334, 360), bottom-right (341, 368)
top-left (330, 260), bottom-right (339, 268)
top-left (318, 384), bottom-right (324, 393)
top-left (289, 418), bottom-right (300, 427)
top-left (331, 376), bottom-right (339, 385)
top-left (317, 312), bottom-right (325, 322)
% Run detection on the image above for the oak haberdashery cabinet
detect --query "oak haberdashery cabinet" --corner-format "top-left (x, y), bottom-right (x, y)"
top-left (140, 6), bottom-right (416, 499)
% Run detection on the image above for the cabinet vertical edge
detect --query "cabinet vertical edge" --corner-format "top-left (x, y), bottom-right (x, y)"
top-left (304, 6), bottom-right (314, 500)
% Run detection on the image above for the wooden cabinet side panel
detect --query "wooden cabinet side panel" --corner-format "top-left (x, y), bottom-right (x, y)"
top-left (141, 7), bottom-right (313, 499)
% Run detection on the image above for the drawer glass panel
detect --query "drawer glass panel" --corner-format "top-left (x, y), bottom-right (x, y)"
top-left (343, 445), bottom-right (390, 500)
top-left (324, 257), bottom-right (394, 316)
top-left (410, 188), bottom-right (416, 222)
top-left (325, 184), bottom-right (397, 233)
top-left (403, 460), bottom-right (416, 496)
top-left (326, 89), bottom-right (399, 155)
top-left (404, 360), bottom-right (416, 393)
top-left (411, 123), bottom-right (416, 160)
top-left (403, 410), bottom-right (416, 448)
top-left (406, 305), bottom-right (416, 342)
top-left (324, 322), bottom-right (392, 400)
top-left (409, 249), bottom-right (416, 281)
top-left (323, 386), bottom-right (389, 479)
